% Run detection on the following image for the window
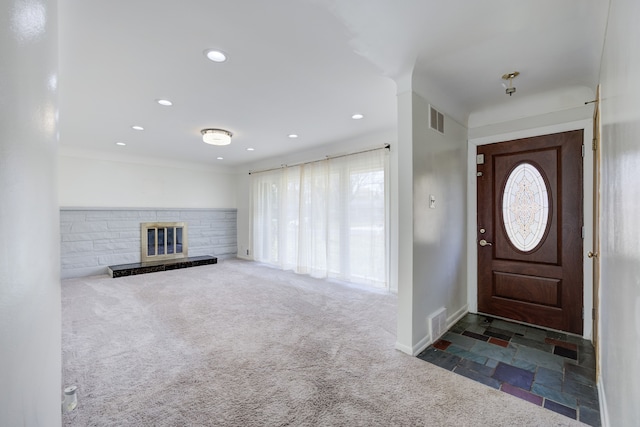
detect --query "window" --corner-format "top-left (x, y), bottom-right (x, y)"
top-left (251, 148), bottom-right (388, 289)
top-left (502, 162), bottom-right (550, 252)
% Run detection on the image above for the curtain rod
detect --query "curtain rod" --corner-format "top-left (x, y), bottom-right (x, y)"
top-left (248, 144), bottom-right (390, 175)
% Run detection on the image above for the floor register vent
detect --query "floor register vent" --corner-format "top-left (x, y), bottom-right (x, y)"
top-left (429, 307), bottom-right (448, 342)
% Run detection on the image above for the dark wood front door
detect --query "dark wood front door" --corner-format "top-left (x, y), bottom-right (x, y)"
top-left (477, 130), bottom-right (584, 334)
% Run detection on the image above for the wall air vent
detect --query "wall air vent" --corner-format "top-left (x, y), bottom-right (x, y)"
top-left (429, 105), bottom-right (445, 134)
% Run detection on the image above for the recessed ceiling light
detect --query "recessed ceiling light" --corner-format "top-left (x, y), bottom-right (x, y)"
top-left (217, 157), bottom-right (224, 160)
top-left (132, 125), bottom-right (144, 131)
top-left (156, 99), bottom-right (173, 106)
top-left (116, 142), bottom-right (126, 146)
top-left (204, 49), bottom-right (227, 63)
top-left (351, 113), bottom-right (364, 120)
top-left (288, 134), bottom-right (298, 139)
top-left (247, 148), bottom-right (255, 151)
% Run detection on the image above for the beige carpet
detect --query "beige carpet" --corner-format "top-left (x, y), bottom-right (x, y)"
top-left (62, 259), bottom-right (584, 426)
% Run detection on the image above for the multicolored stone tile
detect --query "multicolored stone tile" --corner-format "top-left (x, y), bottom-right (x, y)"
top-left (416, 313), bottom-right (601, 426)
top-left (492, 362), bottom-right (534, 390)
top-left (488, 337), bottom-right (509, 347)
top-left (501, 383), bottom-right (543, 406)
top-left (433, 339), bottom-right (451, 350)
top-left (544, 399), bottom-right (577, 419)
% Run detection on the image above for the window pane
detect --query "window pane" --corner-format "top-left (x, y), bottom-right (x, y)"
top-left (147, 229), bottom-right (156, 256)
top-left (167, 228), bottom-right (174, 254)
top-left (176, 228), bottom-right (183, 253)
top-left (158, 228), bottom-right (165, 255)
top-left (502, 162), bottom-right (550, 251)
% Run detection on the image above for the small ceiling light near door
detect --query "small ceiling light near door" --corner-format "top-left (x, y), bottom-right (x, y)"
top-left (116, 142), bottom-right (126, 146)
top-left (156, 99), bottom-right (173, 106)
top-left (204, 49), bottom-right (227, 63)
top-left (132, 125), bottom-right (144, 131)
top-left (502, 71), bottom-right (519, 96)
top-left (247, 147), bottom-right (255, 151)
top-left (351, 113), bottom-right (364, 120)
top-left (288, 134), bottom-right (298, 139)
top-left (201, 128), bottom-right (232, 146)
top-left (217, 157), bottom-right (224, 160)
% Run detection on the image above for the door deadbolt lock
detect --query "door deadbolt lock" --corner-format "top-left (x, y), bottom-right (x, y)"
top-left (479, 228), bottom-right (486, 234)
top-left (479, 239), bottom-right (493, 247)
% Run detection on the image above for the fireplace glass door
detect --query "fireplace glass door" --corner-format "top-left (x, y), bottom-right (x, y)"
top-left (142, 222), bottom-right (188, 262)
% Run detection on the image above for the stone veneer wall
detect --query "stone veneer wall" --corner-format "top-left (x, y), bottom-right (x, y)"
top-left (60, 208), bottom-right (237, 278)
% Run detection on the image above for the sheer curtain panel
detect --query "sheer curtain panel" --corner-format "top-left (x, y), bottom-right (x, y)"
top-left (251, 148), bottom-right (388, 289)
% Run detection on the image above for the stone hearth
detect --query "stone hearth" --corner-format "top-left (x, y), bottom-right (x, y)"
top-left (108, 255), bottom-right (217, 278)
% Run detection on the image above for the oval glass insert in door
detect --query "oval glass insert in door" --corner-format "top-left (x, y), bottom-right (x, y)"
top-left (502, 162), bottom-right (550, 252)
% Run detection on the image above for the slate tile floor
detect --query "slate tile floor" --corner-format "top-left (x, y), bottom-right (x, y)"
top-left (417, 314), bottom-right (600, 426)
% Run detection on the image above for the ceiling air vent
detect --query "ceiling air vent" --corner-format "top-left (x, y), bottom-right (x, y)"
top-left (429, 105), bottom-right (444, 134)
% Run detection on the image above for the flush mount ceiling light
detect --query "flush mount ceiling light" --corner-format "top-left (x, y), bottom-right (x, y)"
top-left (156, 99), bottom-right (173, 106)
top-left (204, 49), bottom-right (227, 63)
top-left (132, 125), bottom-right (144, 131)
top-left (201, 128), bottom-right (232, 146)
top-left (351, 113), bottom-right (364, 120)
top-left (502, 71), bottom-right (519, 96)
top-left (288, 134), bottom-right (299, 139)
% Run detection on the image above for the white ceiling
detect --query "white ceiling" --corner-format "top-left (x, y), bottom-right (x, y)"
top-left (58, 0), bottom-right (609, 167)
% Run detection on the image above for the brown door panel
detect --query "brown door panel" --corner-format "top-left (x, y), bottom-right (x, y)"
top-left (477, 130), bottom-right (583, 334)
top-left (484, 298), bottom-right (565, 332)
top-left (491, 260), bottom-right (563, 277)
top-left (493, 272), bottom-right (561, 307)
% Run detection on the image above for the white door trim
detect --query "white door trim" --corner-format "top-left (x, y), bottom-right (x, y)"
top-left (467, 119), bottom-right (594, 339)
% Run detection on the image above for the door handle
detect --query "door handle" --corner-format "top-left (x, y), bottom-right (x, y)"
top-left (588, 251), bottom-right (598, 258)
top-left (479, 239), bottom-right (493, 247)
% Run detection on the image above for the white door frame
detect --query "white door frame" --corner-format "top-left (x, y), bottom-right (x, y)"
top-left (467, 119), bottom-right (594, 339)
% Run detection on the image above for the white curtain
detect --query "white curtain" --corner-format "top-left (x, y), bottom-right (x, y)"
top-left (251, 148), bottom-right (388, 289)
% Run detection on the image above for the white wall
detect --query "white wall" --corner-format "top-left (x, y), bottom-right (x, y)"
top-left (395, 89), bottom-right (469, 355)
top-left (598, 0), bottom-right (640, 424)
top-left (468, 85), bottom-right (596, 136)
top-left (60, 150), bottom-right (238, 208)
top-left (0, 0), bottom-right (61, 424)
top-left (395, 90), bottom-right (415, 351)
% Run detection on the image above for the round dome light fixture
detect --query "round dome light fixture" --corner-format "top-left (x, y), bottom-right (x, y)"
top-left (201, 128), bottom-right (232, 146)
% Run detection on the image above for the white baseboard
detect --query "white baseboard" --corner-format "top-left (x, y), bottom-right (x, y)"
top-left (411, 334), bottom-right (432, 356)
top-left (598, 375), bottom-right (609, 427)
top-left (396, 304), bottom-right (470, 357)
top-left (447, 304), bottom-right (468, 329)
top-left (395, 334), bottom-right (432, 356)
top-left (395, 341), bottom-right (414, 355)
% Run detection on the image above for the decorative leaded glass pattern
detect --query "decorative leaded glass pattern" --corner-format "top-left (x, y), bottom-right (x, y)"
top-left (502, 163), bottom-right (550, 252)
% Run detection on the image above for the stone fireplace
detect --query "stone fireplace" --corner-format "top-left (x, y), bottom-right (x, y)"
top-left (141, 222), bottom-right (188, 262)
